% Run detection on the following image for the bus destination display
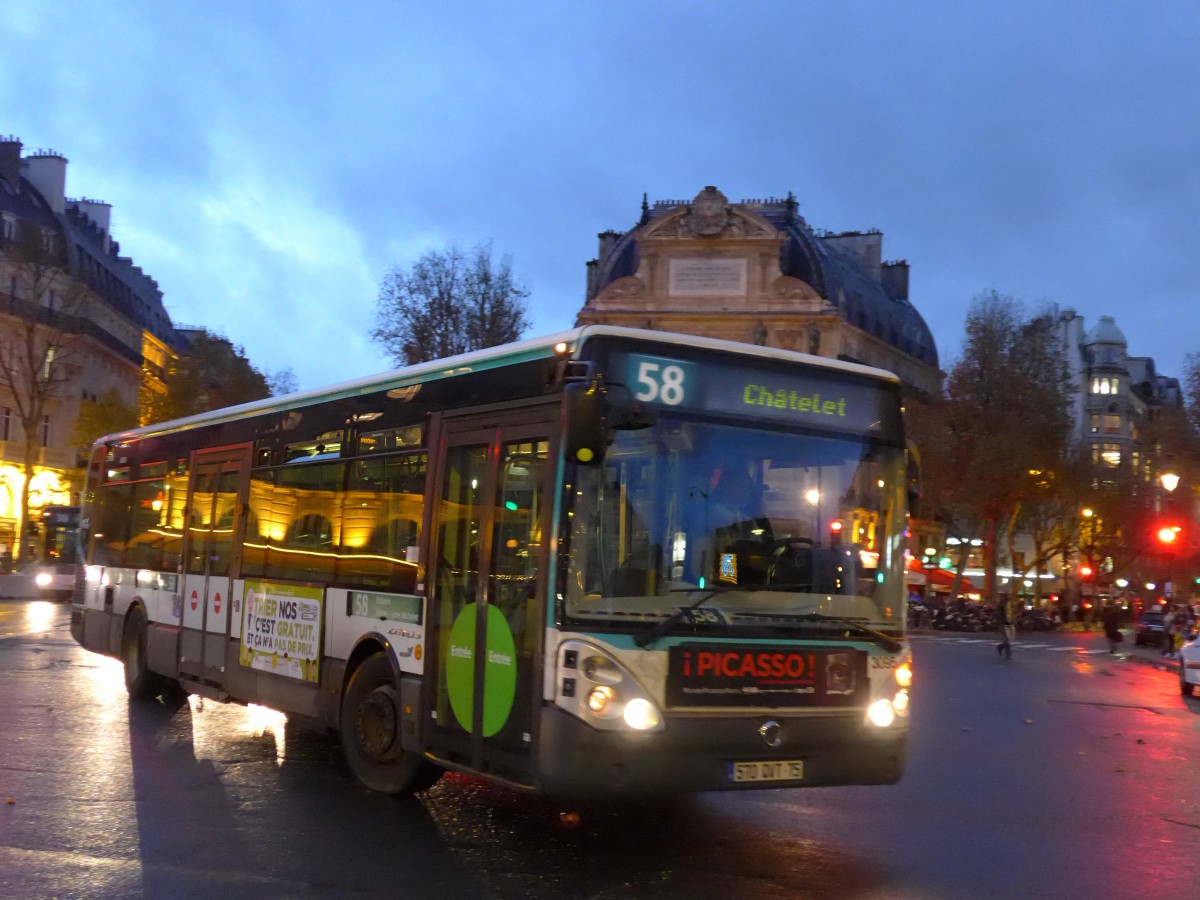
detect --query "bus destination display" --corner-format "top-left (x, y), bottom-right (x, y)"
top-left (616, 352), bottom-right (892, 435)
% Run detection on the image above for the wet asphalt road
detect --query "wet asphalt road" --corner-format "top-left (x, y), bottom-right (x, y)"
top-left (2, 599), bottom-right (1199, 899)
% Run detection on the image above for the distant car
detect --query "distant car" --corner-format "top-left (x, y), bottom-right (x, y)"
top-left (1180, 634), bottom-right (1200, 696)
top-left (1134, 609), bottom-right (1166, 646)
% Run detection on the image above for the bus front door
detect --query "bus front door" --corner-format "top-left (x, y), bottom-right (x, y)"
top-left (426, 406), bottom-right (555, 784)
top-left (179, 447), bottom-right (250, 689)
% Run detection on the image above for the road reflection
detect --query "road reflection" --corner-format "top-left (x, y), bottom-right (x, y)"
top-left (121, 688), bottom-right (481, 895)
top-left (22, 600), bottom-right (58, 633)
top-left (187, 696), bottom-right (288, 764)
top-left (419, 778), bottom-right (892, 898)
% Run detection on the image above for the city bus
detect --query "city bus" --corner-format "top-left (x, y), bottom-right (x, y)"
top-left (34, 504), bottom-right (83, 600)
top-left (71, 326), bottom-right (914, 797)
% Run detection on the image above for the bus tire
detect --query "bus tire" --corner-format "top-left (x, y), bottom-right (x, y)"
top-left (123, 606), bottom-right (163, 701)
top-left (340, 652), bottom-right (442, 794)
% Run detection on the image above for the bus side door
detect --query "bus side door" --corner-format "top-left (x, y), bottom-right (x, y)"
top-left (424, 403), bottom-right (556, 784)
top-left (179, 446), bottom-right (251, 688)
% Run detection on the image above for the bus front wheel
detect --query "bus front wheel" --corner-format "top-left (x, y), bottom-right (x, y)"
top-left (340, 652), bottom-right (442, 794)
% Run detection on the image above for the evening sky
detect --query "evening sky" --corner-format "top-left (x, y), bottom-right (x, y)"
top-left (2, 2), bottom-right (1196, 391)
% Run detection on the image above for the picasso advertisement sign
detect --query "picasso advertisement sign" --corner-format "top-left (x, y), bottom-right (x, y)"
top-left (240, 581), bottom-right (323, 682)
top-left (666, 645), bottom-right (867, 708)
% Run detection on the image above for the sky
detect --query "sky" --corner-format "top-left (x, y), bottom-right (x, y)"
top-left (2, 1), bottom-right (1198, 392)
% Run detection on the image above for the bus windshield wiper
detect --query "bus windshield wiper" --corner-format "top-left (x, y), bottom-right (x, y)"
top-left (793, 612), bottom-right (902, 652)
top-left (634, 588), bottom-right (729, 647)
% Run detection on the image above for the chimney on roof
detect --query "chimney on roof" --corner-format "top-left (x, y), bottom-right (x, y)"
top-left (22, 149), bottom-right (68, 214)
top-left (72, 198), bottom-right (113, 252)
top-left (821, 230), bottom-right (883, 282)
top-left (881, 260), bottom-right (909, 301)
top-left (0, 135), bottom-right (21, 188)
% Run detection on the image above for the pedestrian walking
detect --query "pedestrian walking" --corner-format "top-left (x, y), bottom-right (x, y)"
top-left (1101, 603), bottom-right (1123, 654)
top-left (995, 596), bottom-right (1018, 660)
top-left (1163, 608), bottom-right (1178, 658)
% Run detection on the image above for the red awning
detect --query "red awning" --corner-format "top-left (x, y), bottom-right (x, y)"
top-left (907, 557), bottom-right (974, 591)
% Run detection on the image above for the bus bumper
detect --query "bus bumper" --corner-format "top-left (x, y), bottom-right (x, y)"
top-left (534, 706), bottom-right (907, 798)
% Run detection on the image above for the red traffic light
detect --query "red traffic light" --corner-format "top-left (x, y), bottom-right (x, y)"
top-left (1079, 563), bottom-right (1094, 578)
top-left (1157, 526), bottom-right (1180, 545)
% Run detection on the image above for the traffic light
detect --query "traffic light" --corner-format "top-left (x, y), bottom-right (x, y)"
top-left (1155, 521), bottom-right (1184, 554)
top-left (1078, 561), bottom-right (1094, 580)
top-left (829, 519), bottom-right (844, 545)
top-left (1157, 526), bottom-right (1179, 545)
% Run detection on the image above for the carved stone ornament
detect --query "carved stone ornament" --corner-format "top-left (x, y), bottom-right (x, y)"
top-left (687, 186), bottom-right (729, 237)
top-left (597, 275), bottom-right (645, 302)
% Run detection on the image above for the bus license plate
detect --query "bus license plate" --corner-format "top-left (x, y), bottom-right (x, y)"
top-left (730, 760), bottom-right (804, 783)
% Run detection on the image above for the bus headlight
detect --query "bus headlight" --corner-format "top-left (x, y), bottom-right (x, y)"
top-left (894, 662), bottom-right (913, 688)
top-left (35, 573), bottom-right (53, 588)
top-left (623, 697), bottom-right (661, 731)
top-left (867, 698), bottom-right (897, 728)
top-left (556, 639), bottom-right (665, 733)
top-left (587, 685), bottom-right (615, 714)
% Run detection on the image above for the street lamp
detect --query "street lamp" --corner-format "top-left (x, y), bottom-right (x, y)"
top-left (1161, 471), bottom-right (1180, 494)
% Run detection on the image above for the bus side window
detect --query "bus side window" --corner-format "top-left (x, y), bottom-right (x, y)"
top-left (342, 453), bottom-right (426, 591)
top-left (91, 482), bottom-right (133, 567)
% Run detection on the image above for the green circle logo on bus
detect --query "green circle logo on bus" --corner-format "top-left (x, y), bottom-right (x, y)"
top-left (445, 603), bottom-right (518, 736)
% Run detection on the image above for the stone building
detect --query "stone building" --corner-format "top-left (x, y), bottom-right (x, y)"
top-left (0, 135), bottom-right (179, 554)
top-left (1055, 310), bottom-right (1181, 483)
top-left (576, 186), bottom-right (943, 397)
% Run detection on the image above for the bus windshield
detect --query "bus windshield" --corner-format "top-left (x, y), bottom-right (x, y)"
top-left (41, 505), bottom-right (82, 565)
top-left (563, 415), bottom-right (907, 635)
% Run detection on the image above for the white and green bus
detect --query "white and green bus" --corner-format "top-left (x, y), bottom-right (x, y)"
top-left (71, 326), bottom-right (914, 797)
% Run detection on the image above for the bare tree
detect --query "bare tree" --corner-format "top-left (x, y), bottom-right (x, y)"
top-left (372, 242), bottom-right (530, 366)
top-left (0, 225), bottom-right (95, 561)
top-left (936, 292), bottom-right (1075, 599)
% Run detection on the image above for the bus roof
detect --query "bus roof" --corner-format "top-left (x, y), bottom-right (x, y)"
top-left (98, 325), bottom-right (900, 445)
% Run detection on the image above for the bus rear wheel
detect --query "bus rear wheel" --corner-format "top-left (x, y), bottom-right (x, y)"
top-left (340, 652), bottom-right (441, 794)
top-left (123, 606), bottom-right (165, 700)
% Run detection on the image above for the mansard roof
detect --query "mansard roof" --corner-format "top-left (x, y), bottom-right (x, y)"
top-left (0, 139), bottom-right (180, 351)
top-left (589, 191), bottom-right (939, 368)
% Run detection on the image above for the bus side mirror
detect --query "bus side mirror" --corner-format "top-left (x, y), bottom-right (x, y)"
top-left (563, 382), bottom-right (657, 467)
top-left (563, 381), bottom-right (607, 466)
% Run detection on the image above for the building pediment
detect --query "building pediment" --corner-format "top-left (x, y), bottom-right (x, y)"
top-left (641, 187), bottom-right (778, 241)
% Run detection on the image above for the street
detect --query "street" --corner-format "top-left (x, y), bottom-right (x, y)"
top-left (2, 599), bottom-right (1199, 899)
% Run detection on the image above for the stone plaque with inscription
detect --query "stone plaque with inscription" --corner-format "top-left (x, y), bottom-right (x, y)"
top-left (668, 258), bottom-right (748, 297)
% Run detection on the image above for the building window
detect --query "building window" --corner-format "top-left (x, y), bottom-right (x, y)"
top-left (1090, 415), bottom-right (1099, 434)
top-left (1102, 415), bottom-right (1121, 435)
top-left (1090, 376), bottom-right (1119, 395)
top-left (0, 407), bottom-right (9, 441)
top-left (40, 415), bottom-right (50, 447)
top-left (1092, 443), bottom-right (1121, 468)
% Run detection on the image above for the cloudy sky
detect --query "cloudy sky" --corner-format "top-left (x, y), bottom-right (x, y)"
top-left (2, 2), bottom-right (1197, 391)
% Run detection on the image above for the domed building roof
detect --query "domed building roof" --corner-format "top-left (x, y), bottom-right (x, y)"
top-left (586, 189), bottom-right (939, 370)
top-left (1084, 315), bottom-right (1127, 347)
